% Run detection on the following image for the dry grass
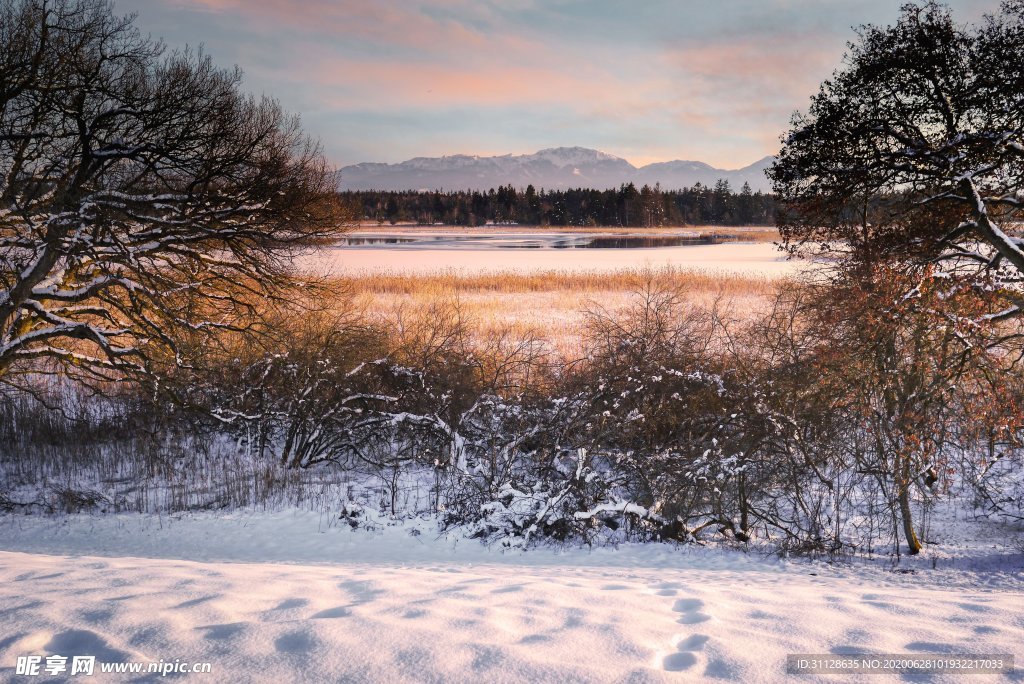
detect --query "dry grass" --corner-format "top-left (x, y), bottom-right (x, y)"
top-left (337, 267), bottom-right (777, 297)
top-left (331, 268), bottom-right (780, 357)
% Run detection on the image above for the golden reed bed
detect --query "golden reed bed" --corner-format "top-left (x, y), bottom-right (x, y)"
top-left (330, 268), bottom-right (783, 357)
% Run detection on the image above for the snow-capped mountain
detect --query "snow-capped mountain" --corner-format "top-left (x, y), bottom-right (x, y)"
top-left (338, 147), bottom-right (775, 193)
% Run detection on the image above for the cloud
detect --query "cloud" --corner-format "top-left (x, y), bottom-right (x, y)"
top-left (167, 0), bottom-right (521, 55)
top-left (129, 0), bottom-right (1001, 169)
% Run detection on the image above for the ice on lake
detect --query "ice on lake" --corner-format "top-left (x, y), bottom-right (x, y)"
top-left (300, 231), bottom-right (802, 276)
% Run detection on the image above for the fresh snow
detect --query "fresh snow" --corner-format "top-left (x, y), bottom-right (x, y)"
top-left (0, 511), bottom-right (1021, 682)
top-left (304, 240), bottom-right (798, 276)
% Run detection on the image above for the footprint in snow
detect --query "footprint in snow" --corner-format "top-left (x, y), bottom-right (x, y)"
top-left (672, 598), bottom-right (711, 624)
top-left (677, 634), bottom-right (711, 650)
top-left (662, 597), bottom-right (711, 672)
top-left (663, 632), bottom-right (711, 672)
top-left (672, 598), bottom-right (702, 612)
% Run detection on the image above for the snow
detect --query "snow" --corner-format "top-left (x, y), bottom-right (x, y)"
top-left (302, 239), bottom-right (799, 276)
top-left (530, 146), bottom-right (625, 166)
top-left (0, 511), bottom-right (1020, 682)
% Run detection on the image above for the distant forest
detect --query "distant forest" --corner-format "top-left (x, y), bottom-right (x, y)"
top-left (341, 180), bottom-right (776, 227)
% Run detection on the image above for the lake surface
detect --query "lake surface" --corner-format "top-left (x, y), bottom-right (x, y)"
top-left (301, 231), bottom-right (801, 276)
top-left (336, 232), bottom-right (743, 249)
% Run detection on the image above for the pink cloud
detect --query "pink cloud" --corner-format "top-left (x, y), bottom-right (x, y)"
top-left (163, 0), bottom-right (835, 167)
top-left (169, 0), bottom-right (525, 55)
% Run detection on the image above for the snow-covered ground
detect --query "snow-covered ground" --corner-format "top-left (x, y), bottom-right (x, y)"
top-left (301, 238), bottom-right (800, 276)
top-left (0, 511), bottom-right (1021, 682)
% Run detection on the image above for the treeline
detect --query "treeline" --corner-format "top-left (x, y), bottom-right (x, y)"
top-left (342, 180), bottom-right (775, 227)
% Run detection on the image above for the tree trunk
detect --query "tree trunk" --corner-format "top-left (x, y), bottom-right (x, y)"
top-left (897, 484), bottom-right (922, 555)
top-left (738, 474), bottom-right (750, 541)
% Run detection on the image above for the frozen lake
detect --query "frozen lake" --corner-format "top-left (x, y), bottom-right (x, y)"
top-left (300, 231), bottom-right (801, 275)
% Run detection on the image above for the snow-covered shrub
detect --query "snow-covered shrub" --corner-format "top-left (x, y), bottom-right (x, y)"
top-left (569, 276), bottom-right (772, 543)
top-left (964, 446), bottom-right (1024, 523)
top-left (4, 265), bottom-right (1023, 560)
top-left (452, 442), bottom-right (669, 547)
top-left (183, 311), bottom-right (408, 469)
top-left (426, 384), bottom-right (675, 546)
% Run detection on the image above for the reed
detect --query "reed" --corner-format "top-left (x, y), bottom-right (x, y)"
top-left (330, 267), bottom-right (780, 357)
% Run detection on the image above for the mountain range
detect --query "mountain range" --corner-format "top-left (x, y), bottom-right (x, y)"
top-left (338, 147), bottom-right (775, 193)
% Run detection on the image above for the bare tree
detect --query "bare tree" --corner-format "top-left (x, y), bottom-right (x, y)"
top-left (0, 0), bottom-right (346, 386)
top-left (803, 266), bottom-right (1020, 554)
top-left (769, 1), bottom-right (1024, 311)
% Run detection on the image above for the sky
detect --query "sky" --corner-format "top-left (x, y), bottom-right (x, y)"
top-left (118, 0), bottom-right (999, 170)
